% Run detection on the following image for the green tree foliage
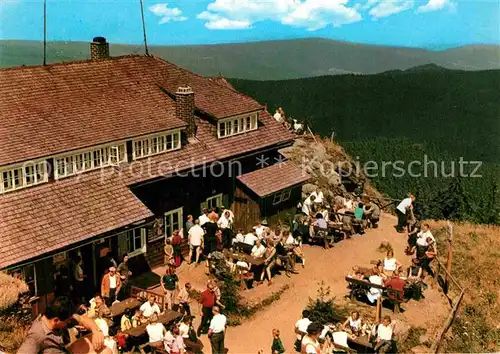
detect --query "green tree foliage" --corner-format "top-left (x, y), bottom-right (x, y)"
top-left (305, 282), bottom-right (347, 324)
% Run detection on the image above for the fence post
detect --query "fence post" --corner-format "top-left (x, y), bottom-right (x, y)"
top-left (446, 222), bottom-right (453, 289)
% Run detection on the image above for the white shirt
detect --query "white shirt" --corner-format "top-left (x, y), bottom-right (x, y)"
top-left (301, 335), bottom-right (320, 354)
top-left (188, 225), bottom-right (204, 246)
top-left (199, 214), bottom-right (210, 226)
top-left (243, 233), bottom-right (258, 246)
top-left (332, 331), bottom-right (350, 348)
top-left (234, 233), bottom-right (244, 243)
top-left (295, 317), bottom-right (312, 339)
top-left (367, 275), bottom-right (383, 303)
top-left (74, 264), bottom-right (84, 282)
top-left (179, 322), bottom-right (190, 339)
top-left (396, 197), bottom-right (412, 214)
top-left (146, 322), bottom-right (166, 343)
top-left (254, 226), bottom-right (266, 238)
top-left (209, 313), bottom-right (227, 333)
top-left (109, 275), bottom-right (117, 289)
top-left (345, 199), bottom-right (354, 211)
top-left (311, 191), bottom-right (324, 204)
top-left (285, 235), bottom-right (296, 245)
top-left (140, 302), bottom-right (161, 318)
top-left (377, 324), bottom-right (393, 341)
top-left (384, 258), bottom-right (398, 271)
top-left (251, 244), bottom-right (266, 258)
top-left (218, 215), bottom-right (230, 229)
top-left (302, 197), bottom-right (313, 215)
top-left (417, 230), bottom-right (436, 247)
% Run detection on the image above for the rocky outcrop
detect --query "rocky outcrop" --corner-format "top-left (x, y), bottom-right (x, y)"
top-left (280, 135), bottom-right (386, 205)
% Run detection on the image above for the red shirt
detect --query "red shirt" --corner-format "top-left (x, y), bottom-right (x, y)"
top-left (384, 276), bottom-right (405, 301)
top-left (199, 289), bottom-right (216, 308)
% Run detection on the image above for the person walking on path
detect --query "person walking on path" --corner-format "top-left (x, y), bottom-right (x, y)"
top-left (208, 306), bottom-right (227, 354)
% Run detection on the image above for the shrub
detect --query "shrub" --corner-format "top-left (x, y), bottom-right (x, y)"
top-left (305, 282), bottom-right (347, 324)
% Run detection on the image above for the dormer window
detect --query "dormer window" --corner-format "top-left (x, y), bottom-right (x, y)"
top-left (54, 142), bottom-right (127, 179)
top-left (0, 160), bottom-right (48, 194)
top-left (218, 113), bottom-right (258, 138)
top-left (132, 130), bottom-right (181, 160)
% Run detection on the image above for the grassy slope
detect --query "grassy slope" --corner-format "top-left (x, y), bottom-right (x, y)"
top-left (1, 39), bottom-right (499, 79)
top-left (429, 221), bottom-right (500, 352)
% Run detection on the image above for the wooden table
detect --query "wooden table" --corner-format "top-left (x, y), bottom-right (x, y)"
top-left (110, 297), bottom-right (142, 317)
top-left (348, 334), bottom-right (373, 350)
top-left (124, 310), bottom-right (182, 337)
top-left (231, 253), bottom-right (265, 266)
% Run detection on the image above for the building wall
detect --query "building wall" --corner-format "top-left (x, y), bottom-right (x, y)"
top-left (232, 186), bottom-right (262, 231)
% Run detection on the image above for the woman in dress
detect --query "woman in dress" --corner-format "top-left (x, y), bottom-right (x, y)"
top-left (171, 230), bottom-right (183, 267)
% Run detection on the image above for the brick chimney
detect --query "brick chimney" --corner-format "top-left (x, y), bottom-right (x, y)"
top-left (90, 37), bottom-right (110, 60)
top-left (176, 86), bottom-right (196, 137)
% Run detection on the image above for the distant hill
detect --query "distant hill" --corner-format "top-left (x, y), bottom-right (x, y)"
top-left (1, 38), bottom-right (499, 79)
top-left (229, 69), bottom-right (500, 224)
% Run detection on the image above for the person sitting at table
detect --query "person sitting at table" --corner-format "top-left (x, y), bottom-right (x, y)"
top-left (276, 235), bottom-right (297, 277)
top-left (240, 230), bottom-right (258, 254)
top-left (88, 294), bottom-right (111, 319)
top-left (259, 241), bottom-right (277, 285)
top-left (121, 308), bottom-right (133, 332)
top-left (301, 322), bottom-right (322, 354)
top-left (94, 316), bottom-right (118, 354)
top-left (251, 239), bottom-right (266, 258)
top-left (301, 194), bottom-right (316, 216)
top-left (131, 308), bottom-right (142, 327)
top-left (367, 269), bottom-right (384, 304)
top-left (383, 250), bottom-right (402, 276)
top-left (342, 311), bottom-right (362, 335)
top-left (140, 295), bottom-right (161, 319)
top-left (372, 316), bottom-right (394, 353)
top-left (236, 255), bottom-right (251, 274)
top-left (312, 213), bottom-right (330, 249)
top-left (170, 325), bottom-right (186, 354)
top-left (364, 201), bottom-right (381, 228)
top-left (179, 316), bottom-right (204, 354)
top-left (406, 259), bottom-right (425, 300)
top-left (285, 230), bottom-right (306, 268)
top-left (384, 269), bottom-right (406, 303)
top-left (146, 314), bottom-right (168, 350)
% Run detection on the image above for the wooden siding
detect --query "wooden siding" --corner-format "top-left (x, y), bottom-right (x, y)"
top-left (232, 186), bottom-right (261, 231)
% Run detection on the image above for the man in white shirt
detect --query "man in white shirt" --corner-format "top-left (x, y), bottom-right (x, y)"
top-left (208, 306), bottom-right (227, 354)
top-left (140, 296), bottom-right (161, 318)
top-left (146, 314), bottom-right (167, 344)
top-left (396, 194), bottom-right (415, 232)
top-left (243, 231), bottom-right (258, 247)
top-left (251, 239), bottom-right (266, 258)
top-left (310, 189), bottom-right (324, 205)
top-left (188, 220), bottom-right (204, 264)
top-left (295, 310), bottom-right (312, 341)
top-left (416, 223), bottom-right (436, 246)
top-left (199, 208), bottom-right (210, 226)
top-left (253, 221), bottom-right (267, 239)
top-left (301, 195), bottom-right (316, 216)
top-left (374, 316), bottom-right (394, 353)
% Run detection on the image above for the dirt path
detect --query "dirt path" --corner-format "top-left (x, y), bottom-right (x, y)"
top-left (156, 214), bottom-right (449, 353)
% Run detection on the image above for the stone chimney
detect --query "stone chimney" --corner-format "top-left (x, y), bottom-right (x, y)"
top-left (90, 37), bottom-right (110, 60)
top-left (176, 86), bottom-right (196, 137)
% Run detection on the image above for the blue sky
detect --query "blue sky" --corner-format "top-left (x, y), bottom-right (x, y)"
top-left (0, 0), bottom-right (499, 49)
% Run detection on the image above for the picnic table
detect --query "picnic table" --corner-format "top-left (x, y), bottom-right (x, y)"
top-left (348, 334), bottom-right (373, 351)
top-left (231, 252), bottom-right (265, 266)
top-left (110, 297), bottom-right (142, 317)
top-left (124, 310), bottom-right (182, 337)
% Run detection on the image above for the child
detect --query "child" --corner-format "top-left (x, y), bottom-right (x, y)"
top-left (271, 328), bottom-right (285, 354)
top-left (132, 308), bottom-right (142, 327)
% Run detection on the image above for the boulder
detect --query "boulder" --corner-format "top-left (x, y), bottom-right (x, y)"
top-left (311, 143), bottom-right (328, 163)
top-left (293, 139), bottom-right (308, 148)
top-left (327, 171), bottom-right (341, 186)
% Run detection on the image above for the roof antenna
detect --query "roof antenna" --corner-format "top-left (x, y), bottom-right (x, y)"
top-left (43, 0), bottom-right (47, 65)
top-left (139, 0), bottom-right (150, 56)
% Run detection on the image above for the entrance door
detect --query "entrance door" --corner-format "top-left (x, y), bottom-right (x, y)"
top-left (164, 207), bottom-right (183, 237)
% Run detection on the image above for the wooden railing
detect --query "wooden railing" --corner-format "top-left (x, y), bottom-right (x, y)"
top-left (130, 286), bottom-right (165, 310)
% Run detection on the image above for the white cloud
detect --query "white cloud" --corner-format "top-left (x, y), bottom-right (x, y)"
top-left (197, 0), bottom-right (362, 31)
top-left (197, 11), bottom-right (251, 29)
top-left (417, 0), bottom-right (455, 13)
top-left (369, 0), bottom-right (413, 18)
top-left (149, 3), bottom-right (187, 24)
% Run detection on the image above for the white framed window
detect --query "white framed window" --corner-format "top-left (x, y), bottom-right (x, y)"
top-left (54, 142), bottom-right (127, 180)
top-left (272, 188), bottom-right (292, 205)
top-left (205, 193), bottom-right (223, 210)
top-left (217, 112), bottom-right (259, 138)
top-left (118, 228), bottom-right (147, 257)
top-left (0, 160), bottom-right (48, 194)
top-left (132, 130), bottom-right (181, 160)
top-left (164, 207), bottom-right (183, 239)
top-left (8, 264), bottom-right (37, 296)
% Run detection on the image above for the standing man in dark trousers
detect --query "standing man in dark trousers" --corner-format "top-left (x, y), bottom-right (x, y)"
top-left (208, 306), bottom-right (227, 354)
top-left (395, 193), bottom-right (415, 233)
top-left (197, 281), bottom-right (216, 336)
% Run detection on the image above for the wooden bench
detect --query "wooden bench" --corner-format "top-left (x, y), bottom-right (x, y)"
top-left (110, 297), bottom-right (142, 318)
top-left (344, 276), bottom-right (404, 313)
